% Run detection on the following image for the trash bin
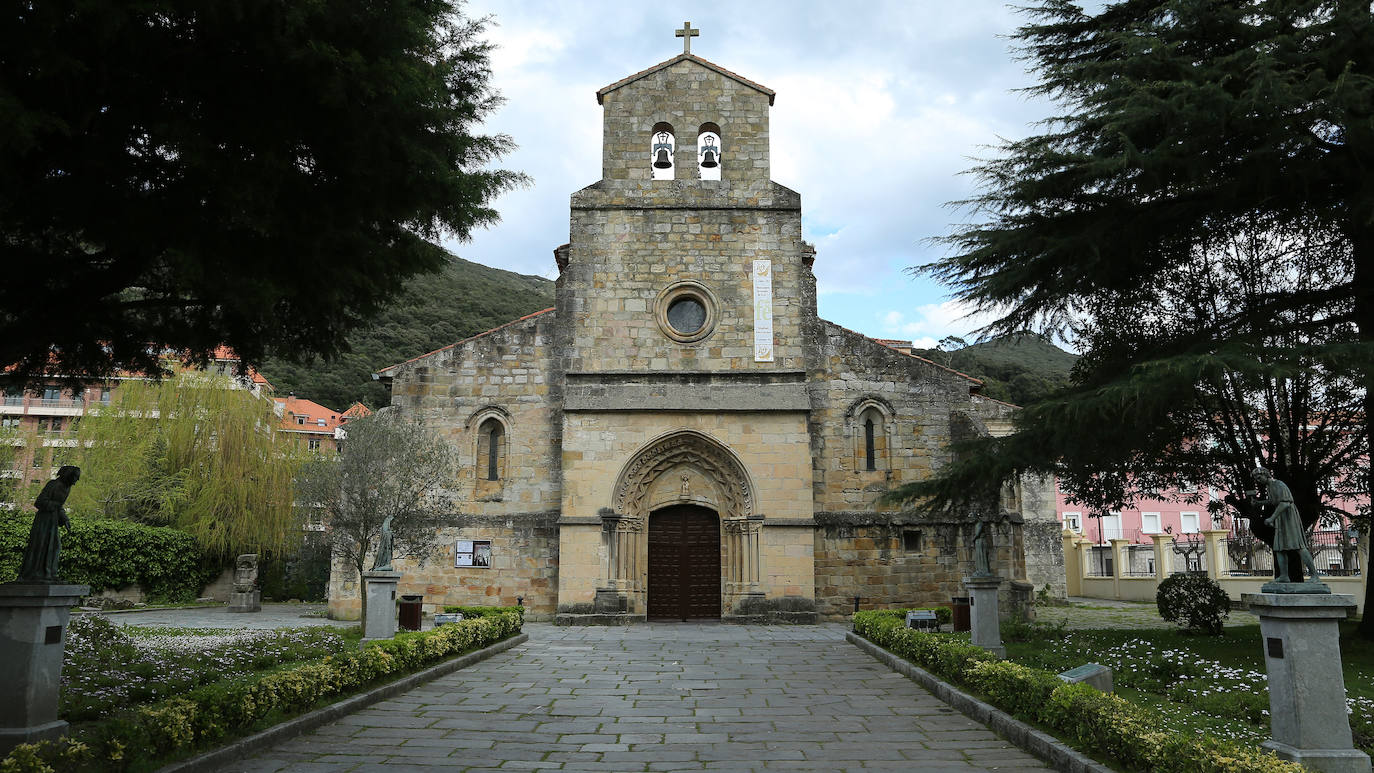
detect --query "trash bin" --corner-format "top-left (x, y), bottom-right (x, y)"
top-left (398, 594), bottom-right (424, 631)
top-left (951, 596), bottom-right (971, 632)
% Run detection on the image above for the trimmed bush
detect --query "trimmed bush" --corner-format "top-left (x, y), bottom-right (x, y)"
top-left (0, 516), bottom-right (218, 602)
top-left (1157, 573), bottom-right (1231, 635)
top-left (853, 610), bottom-right (1299, 773)
top-left (1, 610), bottom-right (522, 772)
top-left (851, 606), bottom-right (954, 627)
top-left (444, 604), bottom-right (526, 626)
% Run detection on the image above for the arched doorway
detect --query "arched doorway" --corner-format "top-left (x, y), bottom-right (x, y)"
top-left (648, 505), bottom-right (721, 620)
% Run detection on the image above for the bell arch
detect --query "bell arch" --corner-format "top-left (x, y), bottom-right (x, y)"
top-left (602, 430), bottom-right (763, 615)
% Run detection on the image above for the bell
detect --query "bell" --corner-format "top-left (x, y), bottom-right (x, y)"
top-left (653, 149), bottom-right (672, 169)
top-left (700, 150), bottom-right (718, 168)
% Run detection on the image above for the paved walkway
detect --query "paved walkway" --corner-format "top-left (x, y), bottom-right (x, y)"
top-left (224, 623), bottom-right (1046, 772)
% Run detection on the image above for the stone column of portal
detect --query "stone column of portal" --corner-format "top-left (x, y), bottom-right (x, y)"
top-left (744, 515), bottom-right (765, 596)
top-left (963, 575), bottom-right (1006, 658)
top-left (361, 570), bottom-right (401, 642)
top-left (1242, 592), bottom-right (1371, 773)
top-left (0, 583), bottom-right (89, 757)
top-left (594, 511), bottom-right (628, 615)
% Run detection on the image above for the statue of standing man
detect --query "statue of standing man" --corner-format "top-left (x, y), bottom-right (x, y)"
top-left (1251, 467), bottom-right (1320, 584)
top-left (371, 514), bottom-right (395, 572)
top-left (17, 465), bottom-right (80, 583)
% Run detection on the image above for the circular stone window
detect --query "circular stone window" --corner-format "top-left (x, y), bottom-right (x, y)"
top-left (655, 281), bottom-right (719, 343)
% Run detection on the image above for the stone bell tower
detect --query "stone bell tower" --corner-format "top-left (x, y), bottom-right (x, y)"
top-left (552, 24), bottom-right (821, 622)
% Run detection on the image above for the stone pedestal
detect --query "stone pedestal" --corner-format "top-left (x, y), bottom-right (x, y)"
top-left (964, 575), bottom-right (1005, 658)
top-left (361, 571), bottom-right (401, 642)
top-left (0, 583), bottom-right (89, 756)
top-left (1242, 592), bottom-right (1371, 773)
top-left (228, 589), bottom-right (261, 613)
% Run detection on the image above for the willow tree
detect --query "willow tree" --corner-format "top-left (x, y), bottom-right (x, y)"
top-left (66, 372), bottom-right (304, 556)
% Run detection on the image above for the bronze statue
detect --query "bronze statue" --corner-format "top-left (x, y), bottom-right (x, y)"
top-left (972, 516), bottom-right (996, 576)
top-left (371, 514), bottom-right (395, 571)
top-left (18, 465), bottom-right (79, 583)
top-left (1252, 467), bottom-right (1320, 583)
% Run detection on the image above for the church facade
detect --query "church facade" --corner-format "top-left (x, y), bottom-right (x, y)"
top-left (328, 39), bottom-right (1064, 623)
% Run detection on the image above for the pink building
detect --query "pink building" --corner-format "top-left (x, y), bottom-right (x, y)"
top-left (1056, 481), bottom-right (1362, 578)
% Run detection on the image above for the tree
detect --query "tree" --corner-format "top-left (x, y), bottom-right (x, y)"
top-left (888, 2), bottom-right (1374, 628)
top-left (0, 1), bottom-right (526, 390)
top-left (295, 409), bottom-right (457, 619)
top-left (64, 371), bottom-right (306, 557)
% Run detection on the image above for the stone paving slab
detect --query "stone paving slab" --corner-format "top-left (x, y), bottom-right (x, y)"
top-left (220, 623), bottom-right (1045, 772)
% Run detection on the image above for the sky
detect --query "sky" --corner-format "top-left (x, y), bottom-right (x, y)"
top-left (447, 1), bottom-right (1058, 349)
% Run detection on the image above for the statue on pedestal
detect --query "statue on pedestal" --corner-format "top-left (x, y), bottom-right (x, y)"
top-left (1251, 467), bottom-right (1321, 584)
top-left (17, 466), bottom-right (80, 584)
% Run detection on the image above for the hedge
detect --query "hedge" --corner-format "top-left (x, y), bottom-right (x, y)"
top-left (443, 604), bottom-right (526, 625)
top-left (852, 611), bottom-right (1301, 773)
top-left (0, 516), bottom-right (218, 602)
top-left (0, 609), bottom-right (522, 773)
top-left (855, 606), bottom-right (953, 627)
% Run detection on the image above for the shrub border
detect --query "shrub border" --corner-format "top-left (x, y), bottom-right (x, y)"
top-left (847, 632), bottom-right (1111, 773)
top-left (155, 632), bottom-right (528, 773)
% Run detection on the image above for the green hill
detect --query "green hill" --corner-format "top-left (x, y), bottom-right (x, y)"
top-left (914, 334), bottom-right (1078, 406)
top-left (260, 254), bottom-right (554, 409)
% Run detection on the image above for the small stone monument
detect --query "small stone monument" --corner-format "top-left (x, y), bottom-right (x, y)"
top-left (227, 553), bottom-right (262, 613)
top-left (1241, 468), bottom-right (1370, 773)
top-left (361, 517), bottom-right (400, 641)
top-left (964, 513), bottom-right (1007, 657)
top-left (0, 466), bottom-right (89, 755)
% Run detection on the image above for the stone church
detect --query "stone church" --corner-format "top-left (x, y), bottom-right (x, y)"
top-left (328, 30), bottom-right (1064, 623)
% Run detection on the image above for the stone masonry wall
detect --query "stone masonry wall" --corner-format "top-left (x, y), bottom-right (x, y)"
top-left (327, 514), bottom-right (560, 621)
top-left (813, 515), bottom-right (1028, 621)
top-left (385, 312), bottom-right (561, 515)
top-left (806, 320), bottom-right (983, 513)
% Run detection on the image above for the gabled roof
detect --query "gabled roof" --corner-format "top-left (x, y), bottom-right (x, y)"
top-left (341, 402), bottom-right (372, 421)
top-left (597, 54), bottom-right (775, 105)
top-left (275, 395), bottom-right (344, 434)
top-left (374, 308), bottom-right (556, 376)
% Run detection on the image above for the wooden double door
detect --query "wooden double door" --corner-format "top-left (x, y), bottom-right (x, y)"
top-left (647, 505), bottom-right (721, 620)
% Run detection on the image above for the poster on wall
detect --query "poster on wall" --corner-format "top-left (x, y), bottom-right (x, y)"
top-left (752, 259), bottom-right (774, 362)
top-left (455, 539), bottom-right (491, 568)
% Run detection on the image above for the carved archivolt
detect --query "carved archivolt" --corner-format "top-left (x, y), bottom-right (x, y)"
top-left (613, 430), bottom-right (754, 520)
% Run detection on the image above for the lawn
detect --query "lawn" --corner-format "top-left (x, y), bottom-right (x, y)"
top-left (1002, 618), bottom-right (1374, 755)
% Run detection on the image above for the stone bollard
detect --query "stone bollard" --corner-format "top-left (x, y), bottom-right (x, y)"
top-left (963, 575), bottom-right (1005, 658)
top-left (361, 570), bottom-right (402, 642)
top-left (0, 583), bottom-right (89, 756)
top-left (1242, 591), bottom-right (1371, 773)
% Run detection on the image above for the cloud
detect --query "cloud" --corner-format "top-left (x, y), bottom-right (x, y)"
top-left (878, 300), bottom-right (1001, 342)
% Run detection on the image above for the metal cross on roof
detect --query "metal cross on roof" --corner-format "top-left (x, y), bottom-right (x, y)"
top-left (675, 22), bottom-right (699, 55)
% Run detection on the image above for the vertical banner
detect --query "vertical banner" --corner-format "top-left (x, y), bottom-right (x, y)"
top-left (752, 259), bottom-right (774, 362)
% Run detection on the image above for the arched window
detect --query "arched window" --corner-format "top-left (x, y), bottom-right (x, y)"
top-left (864, 417), bottom-right (877, 471)
top-left (697, 123), bottom-right (721, 181)
top-left (849, 400), bottom-right (892, 473)
top-left (479, 418), bottom-right (504, 481)
top-left (651, 122), bottom-right (675, 180)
